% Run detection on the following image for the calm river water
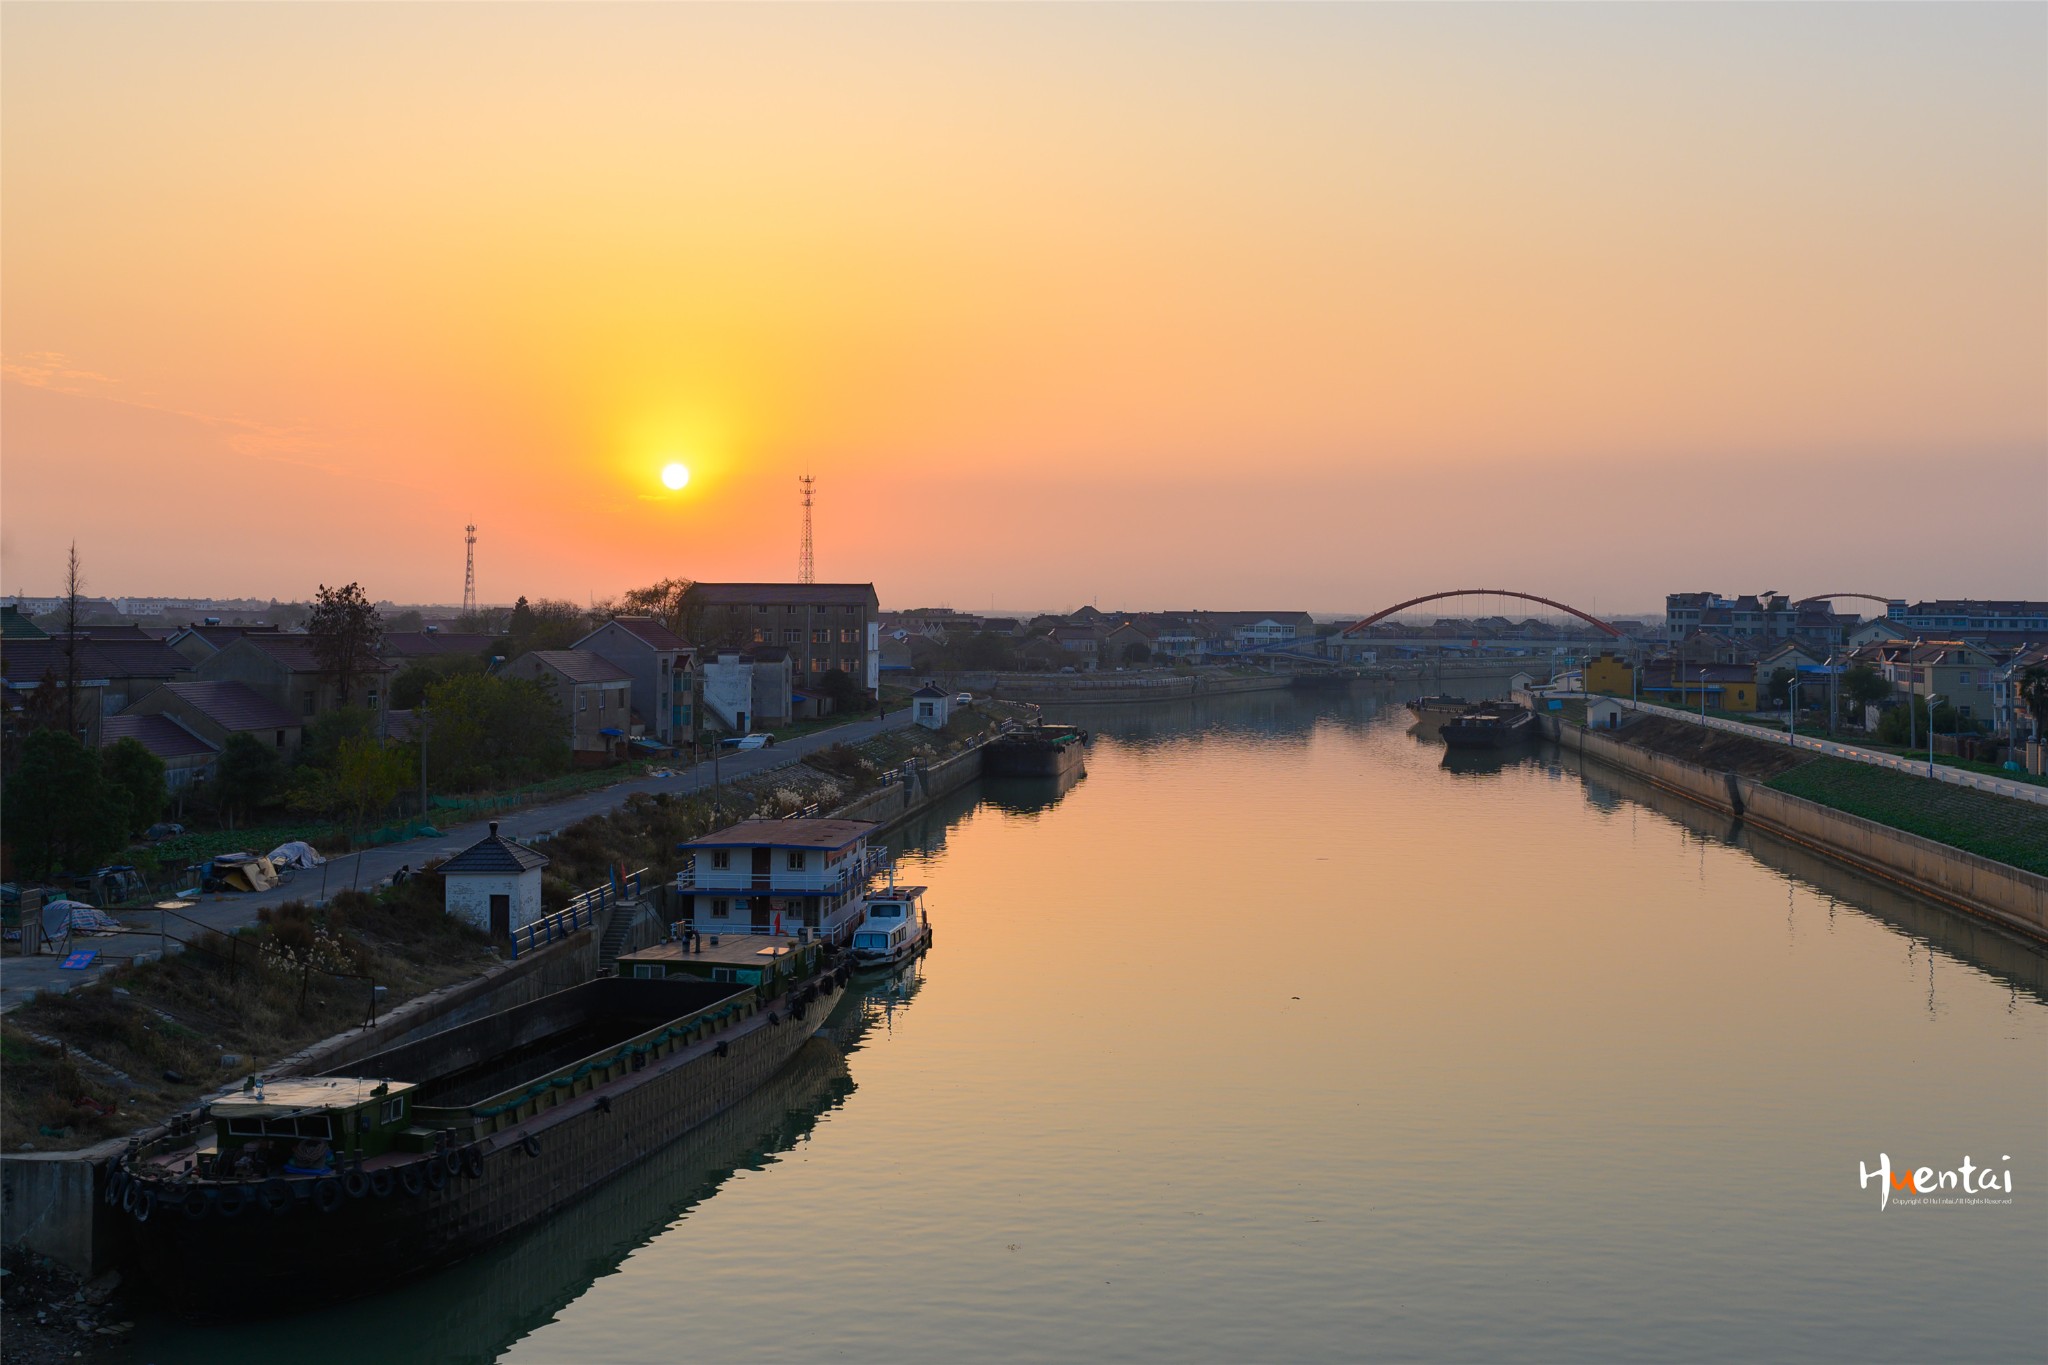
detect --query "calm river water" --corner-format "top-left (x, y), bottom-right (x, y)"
top-left (141, 685), bottom-right (2046, 1363)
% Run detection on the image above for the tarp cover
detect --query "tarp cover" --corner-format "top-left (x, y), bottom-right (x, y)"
top-left (42, 900), bottom-right (121, 938)
top-left (267, 841), bottom-right (325, 869)
top-left (215, 855), bottom-right (278, 892)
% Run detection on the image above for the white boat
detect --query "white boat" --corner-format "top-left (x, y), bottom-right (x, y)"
top-left (849, 886), bottom-right (933, 969)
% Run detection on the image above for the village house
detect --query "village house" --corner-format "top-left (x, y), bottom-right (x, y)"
top-left (100, 713), bottom-right (219, 789)
top-left (674, 818), bottom-right (884, 943)
top-left (165, 623), bottom-right (285, 668)
top-left (193, 634), bottom-right (393, 724)
top-left (1880, 641), bottom-right (1999, 729)
top-left (572, 616), bottom-right (695, 750)
top-left (499, 649), bottom-right (636, 761)
top-left (1047, 625), bottom-right (1103, 668)
top-left (687, 582), bottom-right (880, 700)
top-left (120, 679), bottom-right (304, 755)
top-left (698, 647), bottom-right (794, 734)
top-left (911, 684), bottom-right (952, 730)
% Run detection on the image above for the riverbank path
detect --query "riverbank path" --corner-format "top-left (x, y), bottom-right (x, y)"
top-left (0, 708), bottom-right (925, 1011)
top-left (1615, 698), bottom-right (2048, 805)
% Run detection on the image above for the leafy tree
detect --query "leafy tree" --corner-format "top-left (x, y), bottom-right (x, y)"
top-left (1839, 665), bottom-right (1890, 721)
top-left (1766, 667), bottom-right (1794, 707)
top-left (329, 737), bottom-right (408, 836)
top-left (213, 733), bottom-right (286, 827)
top-left (308, 582), bottom-right (386, 705)
top-left (1876, 695), bottom-right (1957, 746)
top-left (299, 705), bottom-right (379, 772)
top-left (2021, 666), bottom-right (2048, 738)
top-left (815, 667), bottom-right (872, 714)
top-left (1121, 642), bottom-right (1153, 666)
top-left (391, 654), bottom-right (486, 710)
top-left (2, 730), bottom-right (127, 875)
top-left (497, 596), bottom-right (592, 656)
top-left (101, 736), bottom-right (166, 834)
top-left (422, 673), bottom-right (570, 789)
top-left (386, 609), bottom-right (425, 633)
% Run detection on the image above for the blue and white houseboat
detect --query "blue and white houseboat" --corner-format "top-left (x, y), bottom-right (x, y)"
top-left (674, 819), bottom-right (889, 947)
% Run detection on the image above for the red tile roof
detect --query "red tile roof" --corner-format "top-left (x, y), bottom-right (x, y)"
top-left (102, 713), bottom-right (218, 760)
top-left (151, 680), bottom-right (302, 733)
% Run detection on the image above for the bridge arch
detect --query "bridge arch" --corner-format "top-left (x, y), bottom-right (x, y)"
top-left (1341, 590), bottom-right (1622, 638)
top-left (1793, 593), bottom-right (1896, 611)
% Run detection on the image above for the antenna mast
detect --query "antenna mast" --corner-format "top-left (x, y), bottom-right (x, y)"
top-left (797, 474), bottom-right (816, 584)
top-left (463, 523), bottom-right (477, 614)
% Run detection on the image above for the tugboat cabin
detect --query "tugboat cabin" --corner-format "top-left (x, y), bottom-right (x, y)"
top-left (851, 888), bottom-right (926, 961)
top-left (675, 818), bottom-right (885, 944)
top-left (618, 933), bottom-right (824, 998)
top-left (206, 1077), bottom-right (423, 1174)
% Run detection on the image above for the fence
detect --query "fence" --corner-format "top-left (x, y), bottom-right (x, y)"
top-left (1615, 698), bottom-right (2048, 806)
top-left (511, 867), bottom-right (648, 958)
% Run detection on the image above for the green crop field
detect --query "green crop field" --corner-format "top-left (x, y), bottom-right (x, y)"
top-left (1766, 758), bottom-right (2048, 876)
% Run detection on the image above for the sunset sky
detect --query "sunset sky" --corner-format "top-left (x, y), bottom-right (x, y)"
top-left (4, 4), bottom-right (2042, 615)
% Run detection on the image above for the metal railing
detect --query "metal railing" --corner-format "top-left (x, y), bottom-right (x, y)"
top-left (673, 847), bottom-right (886, 893)
top-left (1612, 699), bottom-right (2048, 806)
top-left (511, 867), bottom-right (648, 958)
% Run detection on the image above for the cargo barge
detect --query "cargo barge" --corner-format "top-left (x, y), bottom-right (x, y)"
top-left (983, 723), bottom-right (1088, 779)
top-left (111, 936), bottom-right (849, 1315)
top-left (1439, 701), bottom-right (1536, 750)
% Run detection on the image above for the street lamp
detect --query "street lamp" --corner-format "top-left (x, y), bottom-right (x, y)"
top-left (1926, 693), bottom-right (1942, 776)
top-left (1787, 674), bottom-right (1800, 738)
top-left (1699, 669), bottom-right (1710, 721)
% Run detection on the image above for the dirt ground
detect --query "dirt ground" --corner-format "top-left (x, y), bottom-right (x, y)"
top-left (0, 1253), bottom-right (136, 1365)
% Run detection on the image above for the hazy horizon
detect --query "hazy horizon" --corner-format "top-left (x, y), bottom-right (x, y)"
top-left (5, 5), bottom-right (2043, 608)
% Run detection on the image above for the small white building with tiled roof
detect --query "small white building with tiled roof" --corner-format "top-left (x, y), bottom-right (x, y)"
top-left (911, 683), bottom-right (951, 730)
top-left (439, 820), bottom-right (550, 942)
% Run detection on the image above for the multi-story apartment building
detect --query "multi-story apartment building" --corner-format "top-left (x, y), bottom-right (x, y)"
top-left (1664, 592), bottom-right (1841, 647)
top-left (687, 583), bottom-right (880, 698)
top-left (1886, 600), bottom-right (2048, 640)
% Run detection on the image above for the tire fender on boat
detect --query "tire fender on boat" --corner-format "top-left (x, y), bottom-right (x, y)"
top-left (424, 1158), bottom-right (448, 1191)
top-left (441, 1148), bottom-right (464, 1180)
top-left (180, 1189), bottom-right (208, 1221)
top-left (314, 1178), bottom-right (344, 1214)
top-left (462, 1145), bottom-right (485, 1179)
top-left (260, 1178), bottom-right (293, 1215)
top-left (520, 1133), bottom-right (541, 1159)
top-left (105, 1170), bottom-right (127, 1208)
top-left (371, 1168), bottom-right (397, 1198)
top-left (400, 1164), bottom-right (425, 1197)
top-left (343, 1169), bottom-right (371, 1200)
top-left (132, 1186), bottom-right (155, 1223)
top-left (217, 1184), bottom-right (251, 1219)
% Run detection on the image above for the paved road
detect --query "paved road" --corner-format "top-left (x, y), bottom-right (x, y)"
top-left (1, 709), bottom-right (925, 1010)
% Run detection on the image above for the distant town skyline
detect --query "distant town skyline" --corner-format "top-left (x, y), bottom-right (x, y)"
top-left (5, 5), bottom-right (2043, 607)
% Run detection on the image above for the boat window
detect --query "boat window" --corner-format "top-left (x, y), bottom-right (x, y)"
top-left (712, 967), bottom-right (735, 982)
top-left (786, 851), bottom-right (808, 870)
top-left (380, 1097), bottom-right (406, 1126)
top-left (632, 964), bottom-right (661, 980)
top-left (226, 1117), bottom-right (264, 1137)
top-left (872, 905), bottom-right (901, 918)
top-left (710, 850), bottom-right (730, 869)
top-left (294, 1116), bottom-right (334, 1139)
top-left (711, 898), bottom-right (729, 917)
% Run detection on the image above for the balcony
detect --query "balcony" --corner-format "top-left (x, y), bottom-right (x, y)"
top-left (674, 845), bottom-right (888, 893)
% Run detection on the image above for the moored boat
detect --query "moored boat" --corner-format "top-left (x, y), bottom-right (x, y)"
top-left (112, 941), bottom-right (850, 1317)
top-left (1439, 701), bottom-right (1536, 749)
top-left (848, 886), bottom-right (933, 970)
top-left (1406, 693), bottom-right (1469, 719)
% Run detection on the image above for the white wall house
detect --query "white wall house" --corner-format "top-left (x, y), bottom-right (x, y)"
top-left (440, 821), bottom-right (549, 943)
top-left (911, 684), bottom-right (951, 730)
top-left (675, 818), bottom-right (882, 943)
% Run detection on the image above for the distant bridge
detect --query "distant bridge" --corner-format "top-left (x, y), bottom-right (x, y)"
top-left (1793, 593), bottom-right (1896, 611)
top-left (1341, 590), bottom-right (1623, 639)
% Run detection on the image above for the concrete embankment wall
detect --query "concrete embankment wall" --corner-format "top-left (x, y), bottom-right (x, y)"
top-left (835, 745), bottom-right (984, 829)
top-left (1547, 715), bottom-right (2048, 943)
top-left (981, 672), bottom-right (1291, 705)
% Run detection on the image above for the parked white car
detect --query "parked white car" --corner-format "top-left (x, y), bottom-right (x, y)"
top-left (954, 692), bottom-right (973, 706)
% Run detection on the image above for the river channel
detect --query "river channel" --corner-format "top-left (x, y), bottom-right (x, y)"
top-left (137, 684), bottom-right (2046, 1363)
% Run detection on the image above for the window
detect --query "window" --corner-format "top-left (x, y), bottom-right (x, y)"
top-left (753, 628), bottom-right (766, 643)
top-left (632, 964), bottom-right (661, 980)
top-left (380, 1097), bottom-right (406, 1126)
top-left (787, 604), bottom-right (800, 614)
top-left (579, 693), bottom-right (588, 711)
top-left (710, 850), bottom-right (730, 869)
top-left (813, 630), bottom-right (829, 643)
top-left (711, 897), bottom-right (730, 916)
top-left (302, 693), bottom-right (316, 716)
top-left (711, 966), bottom-right (736, 982)
top-left (366, 689), bottom-right (379, 709)
top-left (840, 629), bottom-right (854, 643)
top-left (786, 851), bottom-right (808, 870)
top-left (275, 730), bottom-right (286, 747)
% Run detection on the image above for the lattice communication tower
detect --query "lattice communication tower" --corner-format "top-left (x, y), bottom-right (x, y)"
top-left (462, 523), bottom-right (477, 615)
top-left (797, 474), bottom-right (816, 584)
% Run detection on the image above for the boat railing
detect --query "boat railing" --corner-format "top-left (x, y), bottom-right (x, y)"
top-left (674, 846), bottom-right (887, 893)
top-left (510, 867), bottom-right (648, 958)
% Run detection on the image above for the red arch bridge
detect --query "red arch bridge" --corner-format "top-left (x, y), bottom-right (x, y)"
top-left (1341, 590), bottom-right (1624, 639)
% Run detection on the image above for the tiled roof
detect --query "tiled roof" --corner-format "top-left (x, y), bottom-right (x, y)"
top-left (1, 638), bottom-right (114, 686)
top-left (439, 823), bottom-right (550, 875)
top-left (55, 637), bottom-right (188, 678)
top-left (682, 818), bottom-right (876, 850)
top-left (149, 680), bottom-right (303, 733)
top-left (174, 625), bottom-right (284, 648)
top-left (101, 713), bottom-right (218, 761)
top-left (690, 583), bottom-right (878, 608)
top-left (514, 650), bottom-right (633, 684)
top-left (381, 632), bottom-right (494, 659)
top-left (911, 684), bottom-right (948, 698)
top-left (599, 616), bottom-right (690, 650)
top-left (234, 634), bottom-right (395, 675)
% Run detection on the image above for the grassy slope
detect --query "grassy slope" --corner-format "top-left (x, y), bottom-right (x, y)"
top-left (1764, 758), bottom-right (2048, 876)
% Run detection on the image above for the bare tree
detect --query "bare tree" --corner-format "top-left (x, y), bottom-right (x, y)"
top-left (61, 542), bottom-right (84, 736)
top-left (309, 582), bottom-right (386, 705)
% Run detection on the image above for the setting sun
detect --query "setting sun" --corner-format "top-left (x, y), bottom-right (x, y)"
top-left (660, 462), bottom-right (690, 491)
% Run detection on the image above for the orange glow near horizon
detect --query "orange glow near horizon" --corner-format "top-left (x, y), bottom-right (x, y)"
top-left (2, 4), bottom-right (2042, 610)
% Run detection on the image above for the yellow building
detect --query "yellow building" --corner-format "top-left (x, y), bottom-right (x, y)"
top-left (1584, 652), bottom-right (1634, 696)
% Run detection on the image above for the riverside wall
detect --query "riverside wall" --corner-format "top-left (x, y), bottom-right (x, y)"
top-left (1543, 715), bottom-right (2048, 943)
